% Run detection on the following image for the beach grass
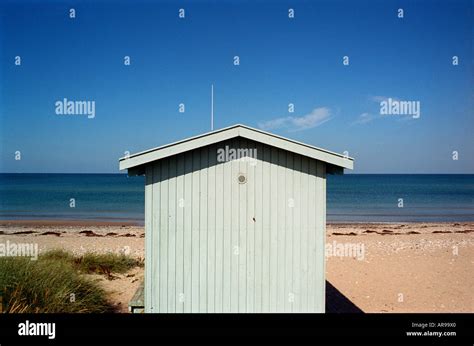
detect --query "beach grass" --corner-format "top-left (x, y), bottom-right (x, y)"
top-left (0, 250), bottom-right (143, 313)
top-left (42, 249), bottom-right (143, 276)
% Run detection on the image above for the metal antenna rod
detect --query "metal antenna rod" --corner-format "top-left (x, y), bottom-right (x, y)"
top-left (211, 84), bottom-right (214, 131)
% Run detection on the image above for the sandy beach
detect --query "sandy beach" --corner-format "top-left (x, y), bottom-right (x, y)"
top-left (0, 220), bottom-right (472, 313)
top-left (326, 222), bottom-right (473, 313)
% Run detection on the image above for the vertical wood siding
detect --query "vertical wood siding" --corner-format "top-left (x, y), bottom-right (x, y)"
top-left (144, 139), bottom-right (326, 313)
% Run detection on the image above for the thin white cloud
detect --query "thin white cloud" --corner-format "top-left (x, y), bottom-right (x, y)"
top-left (258, 107), bottom-right (332, 132)
top-left (370, 95), bottom-right (400, 103)
top-left (352, 95), bottom-right (403, 125)
top-left (352, 112), bottom-right (375, 125)
top-left (370, 95), bottom-right (388, 103)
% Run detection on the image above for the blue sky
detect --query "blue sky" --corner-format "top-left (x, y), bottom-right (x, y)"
top-left (1, 0), bottom-right (472, 173)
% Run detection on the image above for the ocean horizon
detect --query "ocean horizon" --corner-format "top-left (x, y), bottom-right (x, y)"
top-left (0, 173), bottom-right (472, 224)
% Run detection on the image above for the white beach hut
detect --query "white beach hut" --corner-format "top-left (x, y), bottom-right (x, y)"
top-left (120, 124), bottom-right (353, 313)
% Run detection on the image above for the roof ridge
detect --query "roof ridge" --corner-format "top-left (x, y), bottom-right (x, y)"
top-left (119, 124), bottom-right (353, 173)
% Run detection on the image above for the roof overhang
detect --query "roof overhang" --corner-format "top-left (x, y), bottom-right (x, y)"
top-left (119, 124), bottom-right (354, 176)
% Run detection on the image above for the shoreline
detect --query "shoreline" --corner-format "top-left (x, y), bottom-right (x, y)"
top-left (1, 219), bottom-right (472, 228)
top-left (0, 219), bottom-right (142, 227)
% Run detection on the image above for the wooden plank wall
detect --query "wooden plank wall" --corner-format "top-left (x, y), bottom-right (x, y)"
top-left (144, 139), bottom-right (326, 313)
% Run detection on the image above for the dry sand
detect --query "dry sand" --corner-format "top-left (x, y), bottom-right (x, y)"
top-left (0, 220), bottom-right (472, 313)
top-left (326, 222), bottom-right (473, 313)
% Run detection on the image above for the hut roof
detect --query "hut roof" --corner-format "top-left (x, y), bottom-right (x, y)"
top-left (119, 124), bottom-right (353, 175)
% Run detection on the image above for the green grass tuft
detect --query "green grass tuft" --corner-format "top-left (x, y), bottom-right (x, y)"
top-left (74, 252), bottom-right (143, 275)
top-left (0, 250), bottom-right (143, 313)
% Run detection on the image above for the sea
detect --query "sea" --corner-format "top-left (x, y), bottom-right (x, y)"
top-left (0, 174), bottom-right (473, 224)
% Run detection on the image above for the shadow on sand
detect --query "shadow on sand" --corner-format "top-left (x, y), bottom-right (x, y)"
top-left (326, 281), bottom-right (363, 313)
